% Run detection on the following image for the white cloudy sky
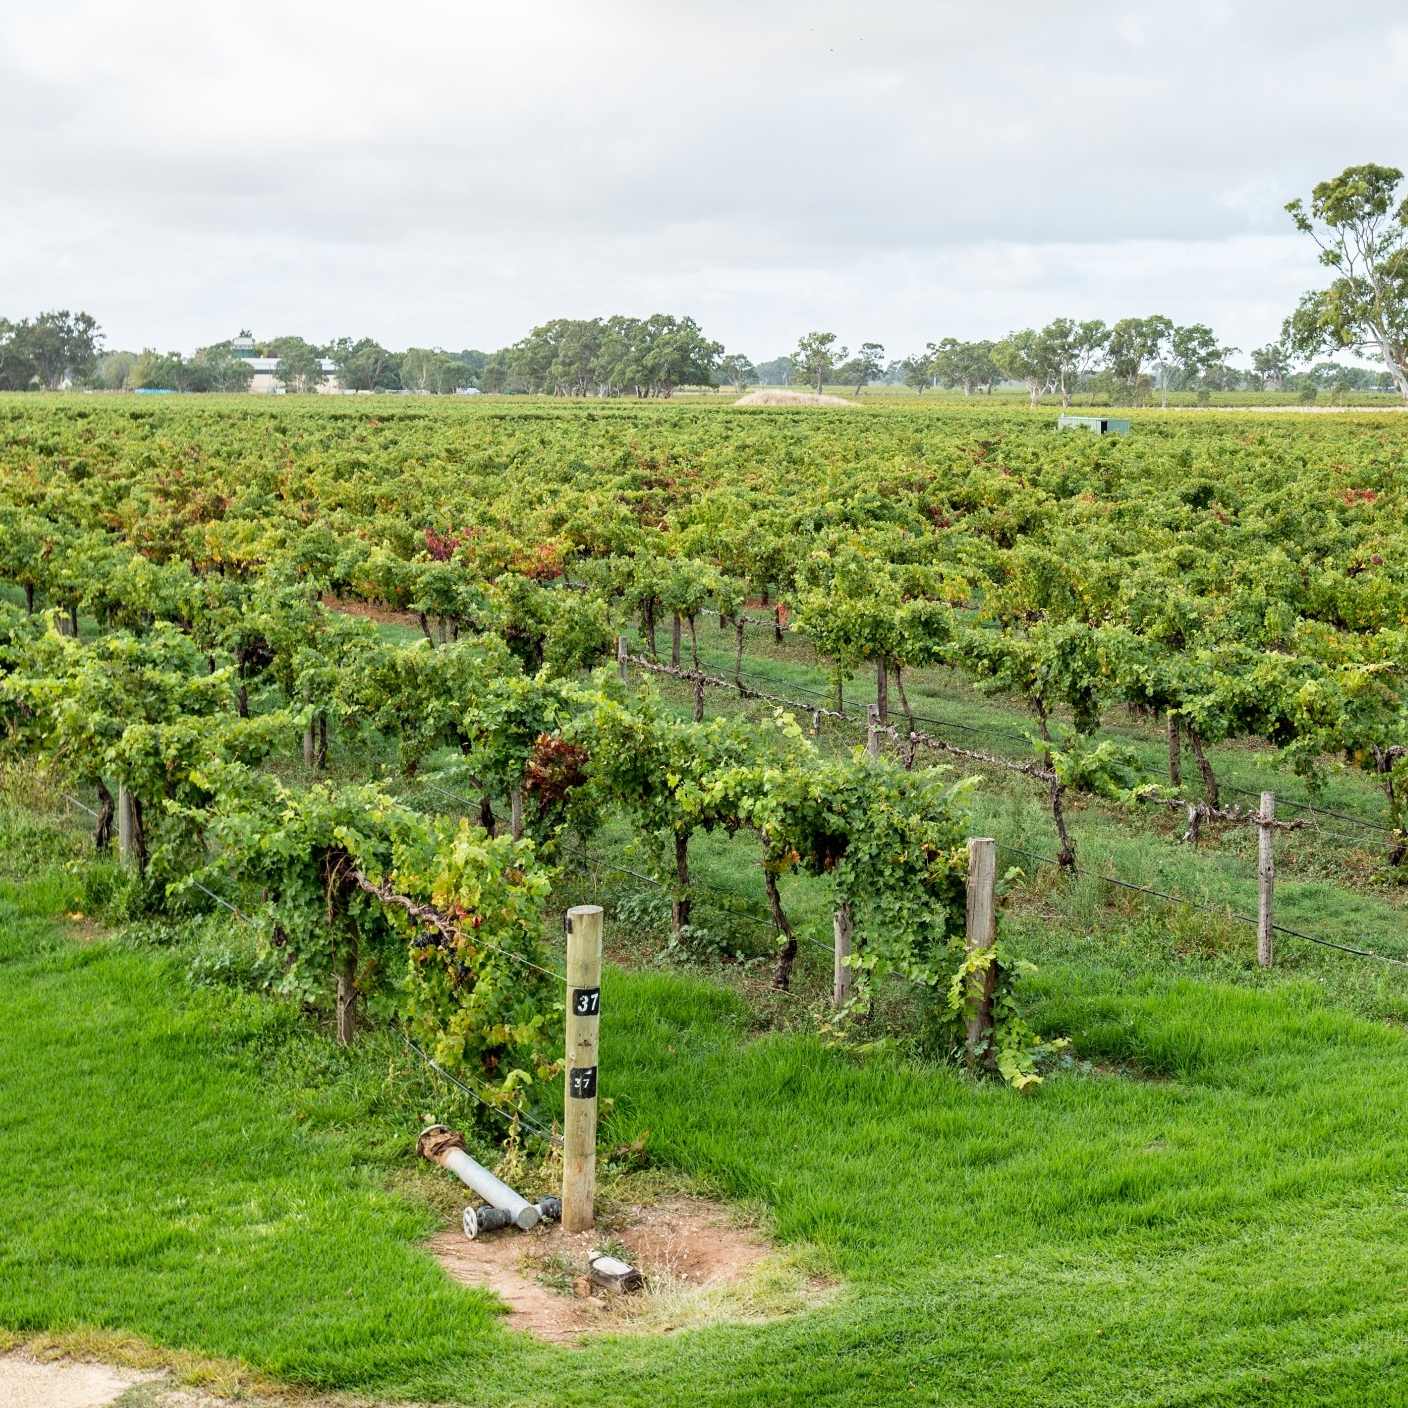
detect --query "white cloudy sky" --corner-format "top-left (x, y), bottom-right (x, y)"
top-left (1, 0), bottom-right (1404, 362)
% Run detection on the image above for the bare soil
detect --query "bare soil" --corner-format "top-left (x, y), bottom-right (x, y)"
top-left (320, 596), bottom-right (423, 630)
top-left (429, 1194), bottom-right (783, 1344)
top-left (0, 1353), bottom-right (145, 1408)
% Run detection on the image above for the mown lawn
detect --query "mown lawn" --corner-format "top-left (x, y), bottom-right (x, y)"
top-left (5, 806), bottom-right (1408, 1408)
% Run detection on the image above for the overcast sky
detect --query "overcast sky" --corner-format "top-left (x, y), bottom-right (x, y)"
top-left (1, 1), bottom-right (1404, 363)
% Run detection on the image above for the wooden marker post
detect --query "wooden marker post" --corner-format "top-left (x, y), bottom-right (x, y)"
top-left (1258, 792), bottom-right (1275, 970)
top-left (510, 786), bottom-right (523, 842)
top-left (866, 704), bottom-right (881, 759)
top-left (965, 838), bottom-right (997, 1069)
top-left (833, 903), bottom-right (853, 1007)
top-left (617, 636), bottom-right (629, 683)
top-left (563, 904), bottom-right (603, 1232)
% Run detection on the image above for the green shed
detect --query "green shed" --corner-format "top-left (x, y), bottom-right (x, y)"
top-left (1057, 413), bottom-right (1130, 436)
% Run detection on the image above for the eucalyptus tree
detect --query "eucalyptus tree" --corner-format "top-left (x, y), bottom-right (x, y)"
top-left (993, 328), bottom-right (1057, 407)
top-left (1251, 342), bottom-right (1292, 391)
top-left (929, 338), bottom-right (1000, 396)
top-left (719, 353), bottom-right (758, 393)
top-left (1151, 323), bottom-right (1234, 408)
top-left (1107, 315), bottom-right (1171, 397)
top-left (1041, 319), bottom-right (1109, 407)
top-left (792, 331), bottom-right (847, 393)
top-left (1285, 163), bottom-right (1408, 401)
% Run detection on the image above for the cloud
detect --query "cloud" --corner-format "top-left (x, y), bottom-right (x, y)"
top-left (0, 0), bottom-right (1402, 359)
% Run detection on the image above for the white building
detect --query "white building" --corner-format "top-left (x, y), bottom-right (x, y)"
top-left (233, 337), bottom-right (340, 394)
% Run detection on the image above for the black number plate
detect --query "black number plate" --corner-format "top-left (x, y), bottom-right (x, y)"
top-left (572, 986), bottom-right (600, 1016)
top-left (569, 1066), bottom-right (598, 1100)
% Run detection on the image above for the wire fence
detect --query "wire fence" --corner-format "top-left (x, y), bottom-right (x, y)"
top-left (43, 714), bottom-right (1408, 1000)
top-left (674, 619), bottom-right (1400, 835)
top-left (996, 842), bottom-right (1408, 969)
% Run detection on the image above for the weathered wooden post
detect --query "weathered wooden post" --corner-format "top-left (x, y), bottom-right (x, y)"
top-left (833, 902), bottom-right (853, 1007)
top-left (303, 724), bottom-right (316, 768)
top-left (876, 657), bottom-right (888, 723)
top-left (1258, 792), bottom-right (1275, 969)
top-left (118, 784), bottom-right (135, 868)
top-left (693, 675), bottom-right (705, 722)
top-left (616, 635), bottom-right (628, 684)
top-left (866, 704), bottom-right (881, 759)
top-left (965, 838), bottom-right (997, 1069)
top-left (563, 904), bottom-right (603, 1233)
top-left (510, 786), bottom-right (523, 842)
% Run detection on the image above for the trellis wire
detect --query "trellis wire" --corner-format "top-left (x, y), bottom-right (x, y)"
top-left (669, 620), bottom-right (1400, 834)
top-left (996, 842), bottom-right (1408, 968)
top-left (402, 1032), bottom-right (561, 1146)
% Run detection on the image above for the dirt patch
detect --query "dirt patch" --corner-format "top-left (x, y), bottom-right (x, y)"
top-left (0, 1352), bottom-right (151, 1408)
top-left (430, 1195), bottom-right (830, 1343)
top-left (320, 596), bottom-right (423, 631)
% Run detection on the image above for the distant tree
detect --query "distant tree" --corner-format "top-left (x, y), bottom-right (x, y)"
top-left (1250, 342), bottom-right (1292, 391)
top-left (901, 350), bottom-right (934, 394)
top-left (477, 349), bottom-right (518, 394)
top-left (792, 331), bottom-right (846, 394)
top-left (1038, 319), bottom-right (1108, 407)
top-left (499, 319), bottom-right (596, 395)
top-left (329, 337), bottom-right (399, 392)
top-left (194, 342), bottom-right (256, 393)
top-left (95, 350), bottom-right (138, 391)
top-left (753, 356), bottom-right (793, 386)
top-left (635, 314), bottom-right (722, 395)
top-left (1107, 316), bottom-right (1171, 388)
top-left (993, 328), bottom-right (1058, 407)
top-left (1201, 361), bottom-right (1244, 393)
top-left (719, 353), bottom-right (758, 393)
top-left (594, 314), bottom-right (721, 397)
top-left (928, 338), bottom-right (1001, 396)
top-left (270, 336), bottom-right (328, 394)
top-left (2, 311), bottom-right (103, 389)
top-left (1150, 323), bottom-right (1234, 408)
top-left (133, 350), bottom-right (201, 393)
top-left (401, 348), bottom-right (470, 394)
top-left (448, 349), bottom-right (489, 386)
top-left (840, 342), bottom-right (886, 393)
top-left (1285, 163), bottom-right (1408, 402)
top-left (0, 320), bottom-right (38, 390)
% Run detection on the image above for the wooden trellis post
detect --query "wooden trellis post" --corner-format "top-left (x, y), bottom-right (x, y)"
top-left (1258, 792), bottom-right (1275, 969)
top-left (866, 704), bottom-right (881, 759)
top-left (965, 838), bottom-right (996, 1068)
top-left (617, 636), bottom-right (628, 683)
top-left (833, 903), bottom-right (853, 1007)
top-left (563, 904), bottom-right (603, 1232)
top-left (118, 784), bottom-right (135, 868)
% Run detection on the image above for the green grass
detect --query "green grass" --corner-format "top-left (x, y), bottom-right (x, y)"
top-left (8, 792), bottom-right (1408, 1404)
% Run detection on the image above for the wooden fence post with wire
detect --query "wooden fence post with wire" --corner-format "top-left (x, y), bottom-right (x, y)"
top-left (965, 838), bottom-right (996, 1069)
top-left (563, 904), bottom-right (603, 1232)
top-left (833, 902), bottom-right (853, 1007)
top-left (617, 636), bottom-right (629, 684)
top-left (1258, 792), bottom-right (1275, 969)
top-left (118, 783), bottom-right (135, 868)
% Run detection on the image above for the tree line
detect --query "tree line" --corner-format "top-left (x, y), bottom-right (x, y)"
top-left (6, 163), bottom-right (1408, 401)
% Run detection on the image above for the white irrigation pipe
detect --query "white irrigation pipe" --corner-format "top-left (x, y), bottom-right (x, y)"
top-left (418, 1124), bottom-right (540, 1229)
